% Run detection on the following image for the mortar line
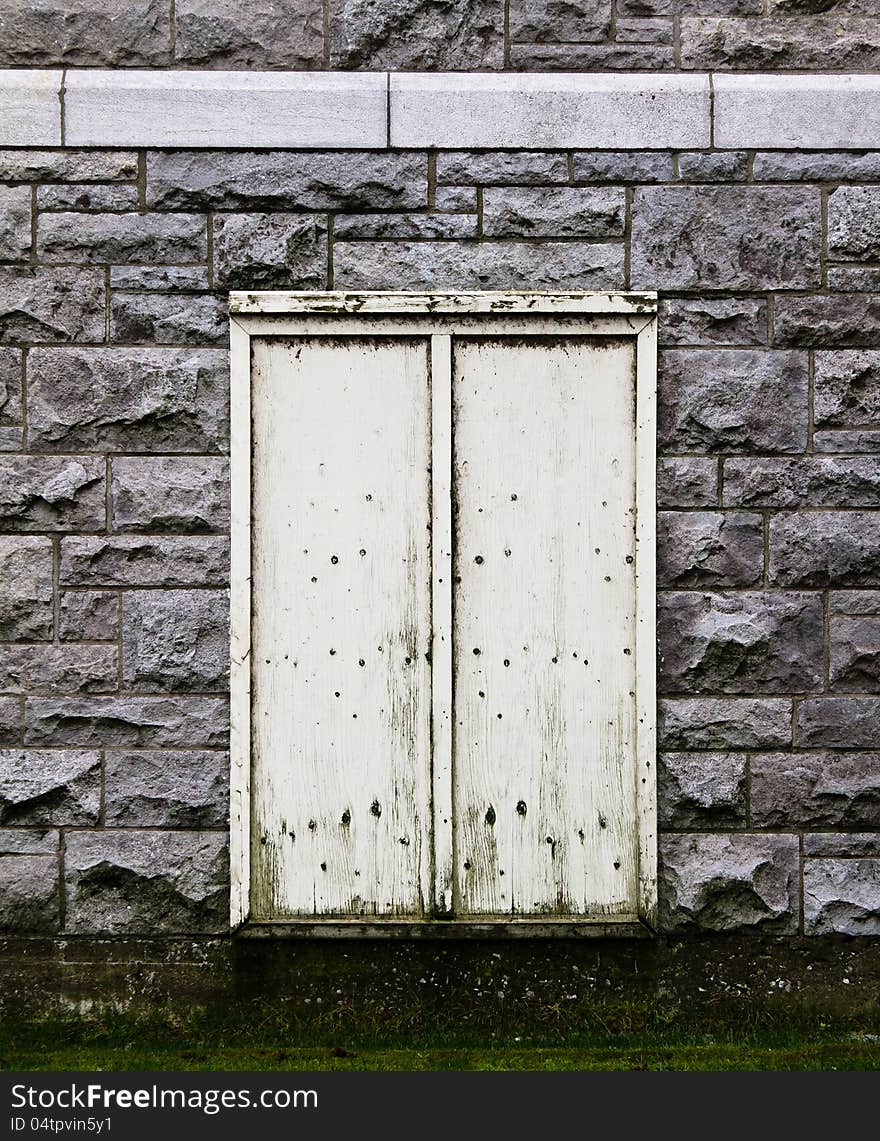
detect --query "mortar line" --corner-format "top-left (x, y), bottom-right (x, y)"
top-left (169, 0), bottom-right (176, 64)
top-left (59, 68), bottom-right (67, 148)
top-left (322, 0), bottom-right (330, 69)
top-left (326, 213), bottom-right (334, 289)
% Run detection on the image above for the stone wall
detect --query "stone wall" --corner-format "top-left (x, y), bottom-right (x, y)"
top-left (2, 1), bottom-right (880, 72)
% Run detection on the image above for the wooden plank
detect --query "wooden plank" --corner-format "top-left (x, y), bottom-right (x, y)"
top-left (249, 335), bottom-right (432, 918)
top-left (430, 334), bottom-right (454, 915)
top-left (452, 335), bottom-right (639, 917)
top-left (230, 291), bottom-right (658, 317)
top-left (238, 918), bottom-right (651, 939)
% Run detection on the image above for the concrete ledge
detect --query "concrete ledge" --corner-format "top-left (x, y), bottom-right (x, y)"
top-left (715, 74), bottom-right (880, 150)
top-left (391, 72), bottom-right (711, 149)
top-left (64, 71), bottom-right (388, 149)
top-left (0, 71), bottom-right (62, 146)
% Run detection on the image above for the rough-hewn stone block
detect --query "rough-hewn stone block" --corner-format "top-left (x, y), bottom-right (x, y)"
top-left (331, 0), bottom-right (505, 68)
top-left (0, 646), bottom-right (117, 696)
top-left (725, 457), bottom-right (880, 508)
top-left (436, 152), bottom-right (569, 186)
top-left (25, 697), bottom-right (229, 748)
top-left (0, 456), bottom-right (104, 531)
top-left (0, 749), bottom-right (100, 825)
top-left (814, 430), bottom-right (880, 454)
top-left (0, 537), bottom-right (54, 641)
top-left (333, 214), bottom-right (477, 240)
top-left (830, 617), bottom-right (880, 691)
top-left (0, 828), bottom-right (57, 855)
top-left (334, 241), bottom-right (625, 290)
top-left (753, 151), bottom-right (880, 183)
top-left (59, 591), bottom-right (118, 642)
top-left (677, 151), bottom-right (750, 182)
top-left (631, 187), bottom-right (821, 290)
top-left (0, 268), bottom-right (105, 345)
top-left (175, 0), bottom-right (324, 69)
top-left (804, 859), bottom-right (880, 936)
top-left (0, 856), bottom-right (59, 933)
top-left (212, 215), bottom-right (326, 290)
top-left (482, 187), bottom-right (625, 238)
top-left (829, 187), bottom-right (880, 261)
top-left (0, 0), bottom-right (170, 66)
top-left (60, 537), bottom-right (229, 588)
top-left (64, 831), bottom-right (228, 935)
top-left (618, 0), bottom-right (764, 13)
top-left (658, 298), bottom-right (768, 346)
top-left (660, 834), bottom-right (799, 933)
top-left (109, 294), bottom-right (227, 346)
top-left (658, 752), bottom-right (747, 828)
top-left (148, 151), bottom-right (427, 212)
top-left (657, 511), bottom-right (763, 588)
top-left (432, 187), bottom-right (478, 213)
top-left (659, 698), bottom-right (792, 750)
top-left (658, 592), bottom-right (823, 694)
top-left (0, 187), bottom-right (31, 261)
top-left (685, 18), bottom-right (880, 71)
top-left (36, 184), bottom-right (139, 213)
top-left (0, 349), bottom-right (21, 426)
top-left (751, 753), bottom-right (880, 829)
top-left (616, 16), bottom-right (674, 42)
top-left (814, 351), bottom-right (880, 429)
top-left (509, 0), bottom-right (610, 41)
top-left (774, 296), bottom-right (880, 348)
top-left (0, 699), bottom-right (20, 747)
top-left (770, 512), bottom-right (880, 588)
top-left (109, 266), bottom-right (211, 292)
top-left (37, 213), bottom-right (206, 266)
top-left (657, 457), bottom-right (718, 508)
top-left (804, 833), bottom-right (880, 858)
top-left (111, 457), bottom-right (229, 534)
top-left (0, 151), bottom-right (138, 183)
top-left (123, 590), bottom-right (229, 693)
top-left (508, 41), bottom-right (674, 68)
top-left (797, 697), bottom-right (880, 748)
top-left (572, 151), bottom-right (674, 183)
top-left (659, 350), bottom-right (808, 453)
top-left (830, 590), bottom-right (880, 616)
top-left (27, 348), bottom-right (228, 453)
top-left (828, 267), bottom-right (880, 293)
top-left (105, 750), bottom-right (228, 828)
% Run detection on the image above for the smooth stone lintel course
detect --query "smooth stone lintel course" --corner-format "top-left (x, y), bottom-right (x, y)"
top-left (0, 71), bottom-right (61, 147)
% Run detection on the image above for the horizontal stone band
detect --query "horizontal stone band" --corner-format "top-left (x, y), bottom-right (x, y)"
top-left (1, 69), bottom-right (879, 150)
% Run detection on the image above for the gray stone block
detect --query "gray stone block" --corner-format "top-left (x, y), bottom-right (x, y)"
top-left (175, 0), bottom-right (324, 69)
top-left (616, 16), bottom-right (674, 42)
top-left (774, 296), bottom-right (880, 348)
top-left (0, 537), bottom-right (54, 641)
top-left (436, 152), bottom-right (569, 185)
top-left (814, 431), bottom-right (880, 454)
top-left (658, 752), bottom-right (747, 828)
top-left (828, 267), bottom-right (880, 293)
top-left (482, 187), bottom-right (625, 238)
top-left (37, 184), bottom-right (140, 212)
top-left (804, 833), bottom-right (880, 858)
top-left (0, 749), bottom-right (100, 825)
top-left (804, 859), bottom-right (880, 936)
top-left (659, 698), bottom-right (793, 750)
top-left (659, 350), bottom-right (808, 452)
top-left (330, 0), bottom-right (505, 68)
top-left (753, 151), bottom-right (880, 183)
top-left (770, 512), bottom-right (880, 588)
top-left (814, 351), bottom-right (880, 429)
top-left (751, 753), bottom-right (880, 829)
top-left (60, 536), bottom-right (229, 588)
top-left (724, 457), bottom-right (880, 508)
top-left (0, 456), bottom-right (104, 531)
top-left (681, 16), bottom-right (880, 70)
top-left (572, 151), bottom-right (674, 183)
top-left (123, 590), bottom-right (229, 693)
top-left (0, 699), bottom-right (20, 747)
top-left (27, 348), bottom-right (228, 453)
top-left (432, 187), bottom-right (478, 213)
top-left (147, 151), bottom-right (427, 211)
top-left (508, 41), bottom-right (674, 67)
top-left (618, 0), bottom-right (764, 12)
top-left (657, 457), bottom-right (718, 508)
top-left (0, 828), bottom-right (57, 855)
top-left (25, 697), bottom-right (229, 748)
top-left (0, 348), bottom-right (21, 426)
top-left (0, 856), bottom-right (58, 934)
top-left (0, 186), bottom-right (31, 261)
top-left (657, 511), bottom-right (763, 588)
top-left (0, 268), bottom-right (105, 345)
top-left (105, 750), bottom-right (228, 827)
top-left (59, 591), bottom-right (118, 642)
top-left (64, 830), bottom-right (228, 935)
top-left (0, 0), bottom-right (169, 67)
top-left (0, 645), bottom-right (117, 696)
top-left (797, 697), bottom-right (880, 748)
top-left (830, 617), bottom-right (880, 691)
top-left (111, 457), bottom-right (229, 533)
top-left (660, 834), bottom-right (799, 933)
top-left (110, 294), bottom-right (227, 346)
top-left (109, 266), bottom-right (211, 292)
top-left (829, 187), bottom-right (880, 261)
top-left (333, 214), bottom-right (478, 240)
top-left (658, 297), bottom-right (767, 347)
top-left (631, 186), bottom-right (821, 290)
top-left (830, 591), bottom-right (880, 616)
top-left (658, 591), bottom-right (823, 694)
top-left (677, 152), bottom-right (750, 182)
top-left (334, 241), bottom-right (625, 290)
top-left (37, 212), bottom-right (206, 266)
top-left (0, 151), bottom-right (138, 183)
top-left (509, 0), bottom-right (610, 41)
top-left (213, 214), bottom-right (326, 291)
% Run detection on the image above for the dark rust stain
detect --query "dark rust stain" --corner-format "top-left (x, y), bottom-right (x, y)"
top-left (485, 805), bottom-right (496, 826)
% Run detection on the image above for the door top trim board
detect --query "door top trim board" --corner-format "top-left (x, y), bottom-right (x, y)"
top-left (229, 290), bottom-right (658, 318)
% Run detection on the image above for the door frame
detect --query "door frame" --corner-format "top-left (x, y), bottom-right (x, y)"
top-left (229, 291), bottom-right (658, 937)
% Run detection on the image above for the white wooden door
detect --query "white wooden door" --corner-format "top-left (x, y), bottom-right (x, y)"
top-left (230, 294), bottom-right (657, 933)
